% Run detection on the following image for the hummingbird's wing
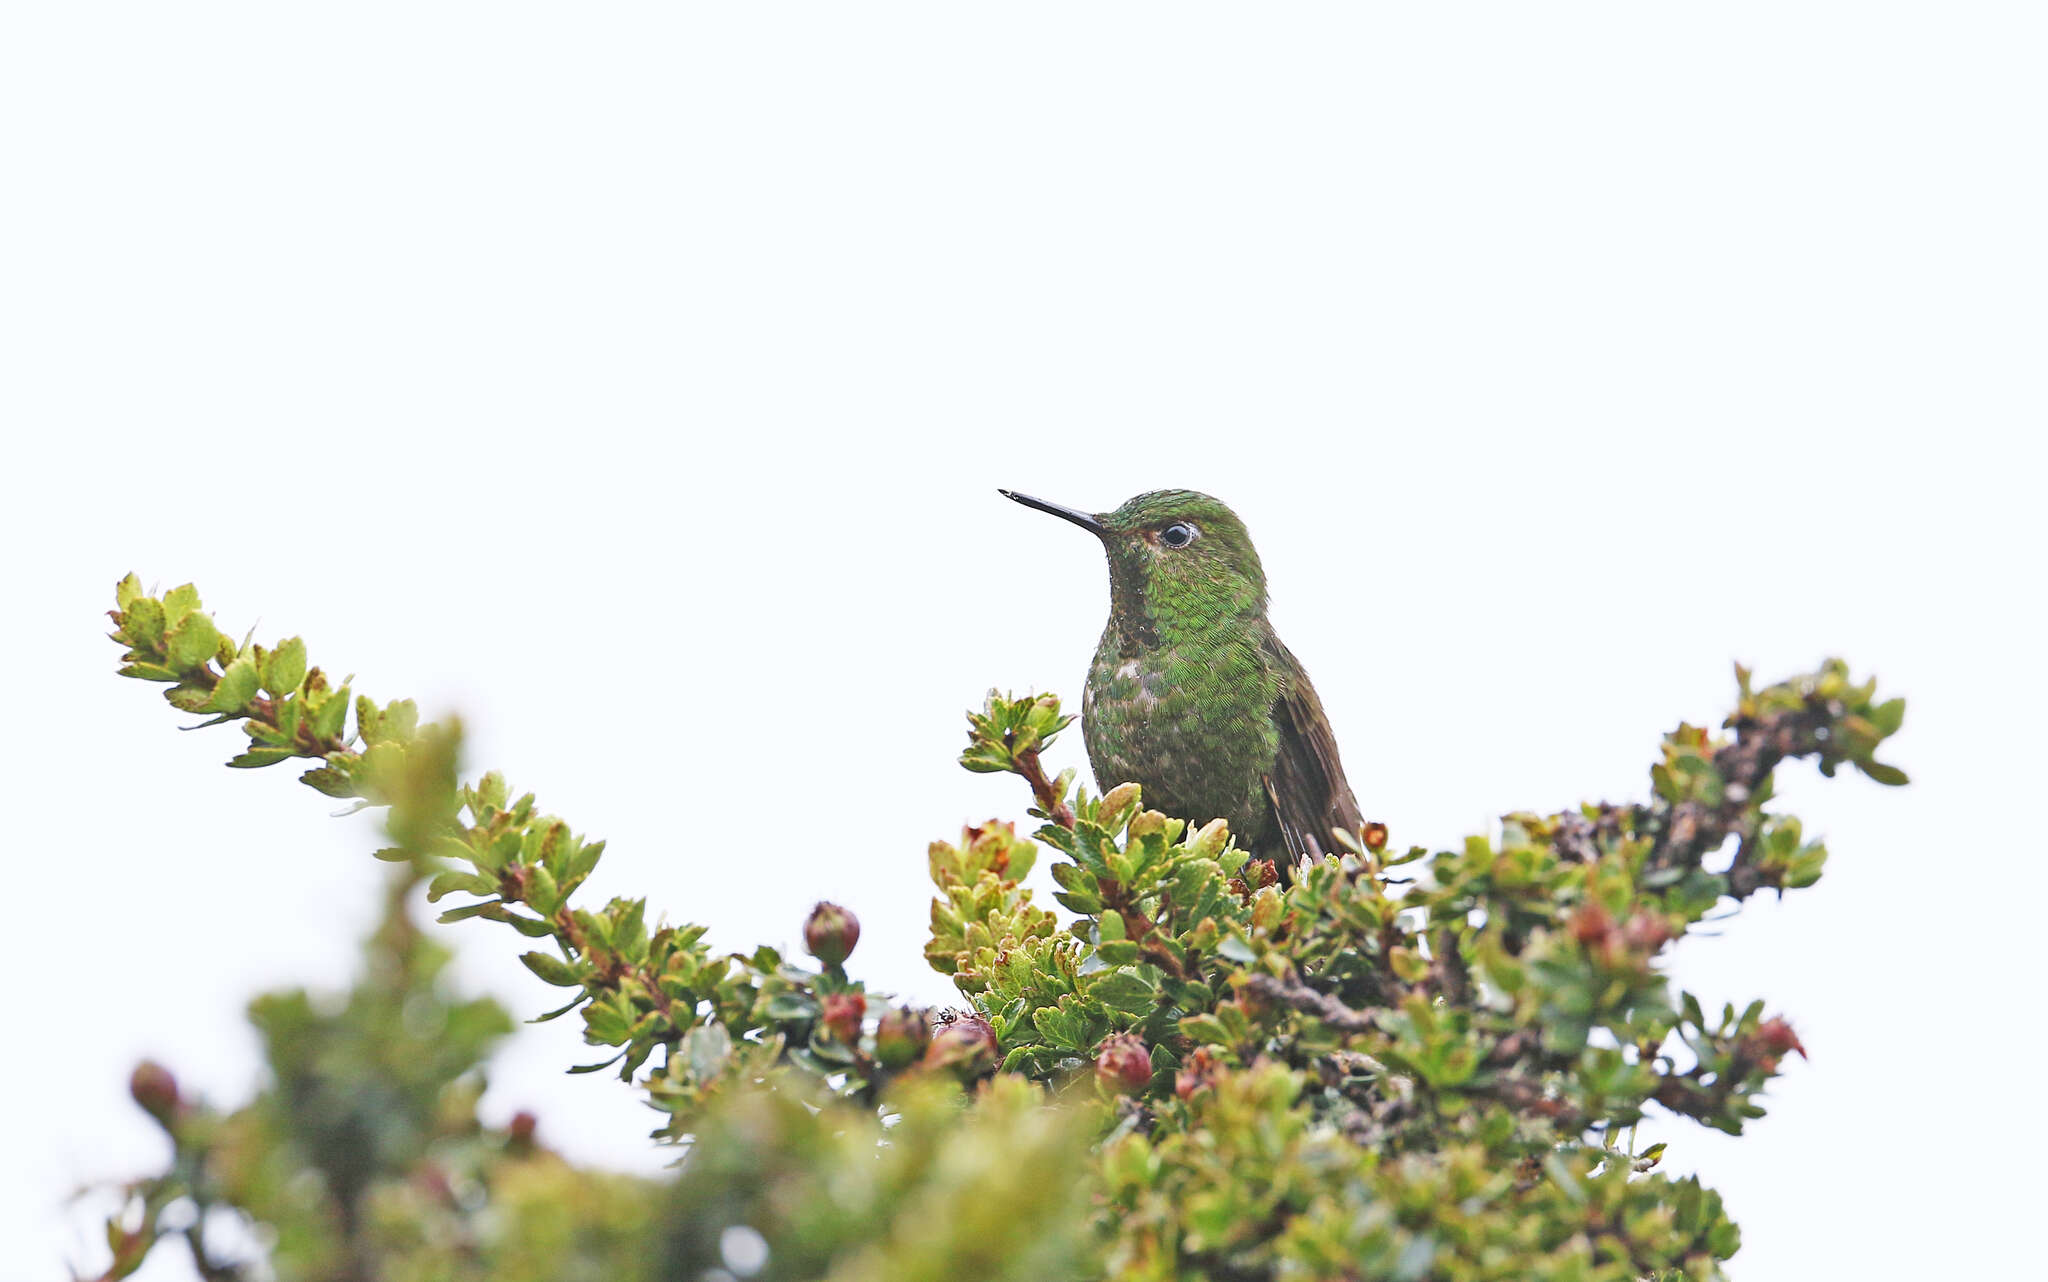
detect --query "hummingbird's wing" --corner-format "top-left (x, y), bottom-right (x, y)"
top-left (1262, 639), bottom-right (1364, 869)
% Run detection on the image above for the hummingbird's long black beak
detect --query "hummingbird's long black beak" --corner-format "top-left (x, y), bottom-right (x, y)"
top-left (999, 489), bottom-right (1106, 536)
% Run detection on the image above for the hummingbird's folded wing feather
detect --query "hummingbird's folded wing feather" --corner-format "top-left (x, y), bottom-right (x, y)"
top-left (1263, 639), bottom-right (1364, 868)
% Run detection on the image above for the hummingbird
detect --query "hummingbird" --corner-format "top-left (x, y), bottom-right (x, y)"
top-left (1000, 488), bottom-right (1364, 874)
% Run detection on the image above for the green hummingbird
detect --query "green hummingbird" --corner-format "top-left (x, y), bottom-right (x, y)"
top-left (1000, 488), bottom-right (1364, 873)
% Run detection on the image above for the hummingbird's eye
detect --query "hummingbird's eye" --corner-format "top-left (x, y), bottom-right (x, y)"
top-left (1159, 522), bottom-right (1197, 548)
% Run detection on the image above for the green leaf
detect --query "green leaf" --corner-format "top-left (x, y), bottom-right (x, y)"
top-left (309, 687), bottom-right (350, 741)
top-left (166, 614), bottom-right (221, 670)
top-left (228, 746), bottom-right (297, 768)
top-left (1032, 1004), bottom-right (1080, 1050)
top-left (428, 869), bottom-right (494, 901)
top-left (1179, 1013), bottom-right (1230, 1044)
top-left (1090, 970), bottom-right (1156, 1017)
top-left (1783, 849), bottom-right (1829, 889)
top-left (561, 839), bottom-right (604, 893)
top-left (207, 656), bottom-right (260, 713)
top-left (469, 770), bottom-right (509, 816)
top-left (1095, 940), bottom-right (1142, 966)
top-left (582, 1000), bottom-right (632, 1044)
top-left (806, 1030), bottom-right (857, 1065)
top-left (1216, 935), bottom-right (1257, 964)
top-left (264, 637), bottom-right (307, 697)
top-left (1856, 760), bottom-right (1910, 786)
top-left (166, 684), bottom-right (213, 713)
top-left (162, 583), bottom-right (201, 624)
top-left (299, 766), bottom-right (357, 798)
top-left (363, 697), bottom-right (418, 746)
top-left (520, 950), bottom-right (582, 987)
top-left (1050, 861), bottom-right (1096, 893)
top-left (1053, 890), bottom-right (1104, 915)
top-left (502, 911), bottom-right (556, 938)
top-left (1070, 828), bottom-right (1113, 880)
top-left (527, 864), bottom-right (561, 915)
top-left (123, 597), bottom-right (165, 649)
top-left (611, 896), bottom-right (647, 946)
top-left (765, 993), bottom-right (819, 1023)
top-left (529, 995), bottom-right (587, 1024)
top-left (685, 1022), bottom-right (733, 1080)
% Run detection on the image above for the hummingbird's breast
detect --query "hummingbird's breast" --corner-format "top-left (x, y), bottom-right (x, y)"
top-left (1081, 622), bottom-right (1282, 846)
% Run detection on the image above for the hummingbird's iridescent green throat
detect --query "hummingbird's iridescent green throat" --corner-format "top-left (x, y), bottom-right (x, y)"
top-left (1000, 488), bottom-right (1364, 874)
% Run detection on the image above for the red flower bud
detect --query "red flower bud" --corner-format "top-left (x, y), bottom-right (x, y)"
top-left (874, 1005), bottom-right (931, 1068)
top-left (1569, 901), bottom-right (1616, 948)
top-left (922, 1012), bottom-right (998, 1079)
top-left (821, 992), bottom-right (866, 1044)
top-left (1095, 1033), bottom-right (1154, 1096)
top-left (803, 902), bottom-right (860, 966)
top-left (129, 1060), bottom-right (181, 1127)
top-left (1622, 910), bottom-right (1674, 954)
top-left (1175, 1046), bottom-right (1222, 1100)
top-left (1361, 822), bottom-right (1389, 853)
top-left (507, 1110), bottom-right (538, 1151)
top-left (1753, 1016), bottom-right (1808, 1062)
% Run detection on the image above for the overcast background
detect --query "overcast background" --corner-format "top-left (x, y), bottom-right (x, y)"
top-left (3, 5), bottom-right (2042, 1279)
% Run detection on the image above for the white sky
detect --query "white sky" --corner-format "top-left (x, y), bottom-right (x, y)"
top-left (3, 5), bottom-right (2041, 1279)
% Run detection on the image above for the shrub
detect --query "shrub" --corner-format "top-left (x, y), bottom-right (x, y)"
top-left (90, 575), bottom-right (1905, 1280)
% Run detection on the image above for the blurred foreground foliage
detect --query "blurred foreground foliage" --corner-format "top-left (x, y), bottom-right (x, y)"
top-left (93, 576), bottom-right (1905, 1281)
top-left (98, 873), bottom-right (659, 1282)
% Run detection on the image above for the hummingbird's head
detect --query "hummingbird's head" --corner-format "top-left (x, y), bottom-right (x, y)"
top-left (999, 488), bottom-right (1268, 627)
